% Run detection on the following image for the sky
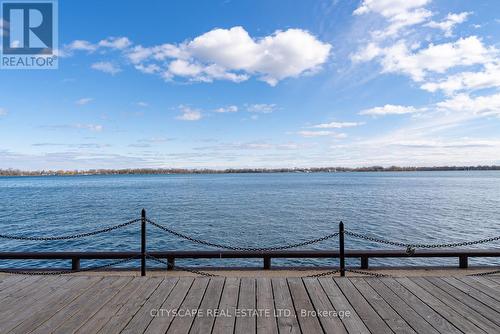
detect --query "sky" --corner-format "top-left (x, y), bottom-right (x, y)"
top-left (1, 0), bottom-right (500, 170)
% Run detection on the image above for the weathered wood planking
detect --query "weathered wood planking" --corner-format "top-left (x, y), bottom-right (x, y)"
top-left (0, 274), bottom-right (498, 333)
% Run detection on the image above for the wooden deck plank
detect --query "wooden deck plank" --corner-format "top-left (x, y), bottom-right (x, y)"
top-left (256, 278), bottom-right (279, 334)
top-left (0, 275), bottom-right (44, 300)
top-left (0, 275), bottom-right (499, 334)
top-left (413, 277), bottom-right (500, 333)
top-left (189, 277), bottom-right (225, 334)
top-left (235, 277), bottom-right (257, 334)
top-left (318, 277), bottom-right (369, 334)
top-left (10, 276), bottom-right (102, 334)
top-left (349, 277), bottom-right (415, 334)
top-left (121, 277), bottom-right (181, 334)
top-left (73, 277), bottom-right (145, 333)
top-left (0, 276), bottom-right (89, 333)
top-left (167, 277), bottom-right (210, 334)
top-left (52, 276), bottom-right (134, 334)
top-left (0, 275), bottom-right (30, 296)
top-left (96, 276), bottom-right (165, 334)
top-left (426, 277), bottom-right (500, 327)
top-left (395, 277), bottom-right (483, 333)
top-left (29, 276), bottom-right (130, 334)
top-left (382, 278), bottom-right (461, 334)
top-left (469, 276), bottom-right (500, 289)
top-left (303, 277), bottom-right (347, 334)
top-left (334, 278), bottom-right (392, 334)
top-left (457, 276), bottom-right (500, 302)
top-left (141, 277), bottom-right (192, 334)
top-left (366, 278), bottom-right (440, 334)
top-left (271, 278), bottom-right (301, 334)
top-left (212, 277), bottom-right (240, 334)
top-left (288, 277), bottom-right (324, 334)
top-left (0, 276), bottom-right (70, 317)
top-left (441, 277), bottom-right (500, 312)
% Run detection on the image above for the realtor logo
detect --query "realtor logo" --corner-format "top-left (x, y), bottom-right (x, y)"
top-left (1, 0), bottom-right (58, 69)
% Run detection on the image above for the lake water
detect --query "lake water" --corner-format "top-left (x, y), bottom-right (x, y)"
top-left (0, 171), bottom-right (499, 269)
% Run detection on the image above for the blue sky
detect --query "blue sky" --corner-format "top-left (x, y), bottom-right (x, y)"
top-left (1, 0), bottom-right (500, 169)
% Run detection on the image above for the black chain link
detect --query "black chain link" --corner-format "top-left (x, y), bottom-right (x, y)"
top-left (346, 268), bottom-right (390, 277)
top-left (147, 219), bottom-right (339, 251)
top-left (467, 269), bottom-right (500, 276)
top-left (0, 256), bottom-right (139, 275)
top-left (0, 219), bottom-right (141, 241)
top-left (146, 254), bottom-right (220, 277)
top-left (147, 254), bottom-right (338, 278)
top-left (345, 230), bottom-right (500, 250)
top-left (303, 269), bottom-right (340, 278)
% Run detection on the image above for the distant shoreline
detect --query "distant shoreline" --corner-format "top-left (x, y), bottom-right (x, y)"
top-left (1, 166), bottom-right (499, 177)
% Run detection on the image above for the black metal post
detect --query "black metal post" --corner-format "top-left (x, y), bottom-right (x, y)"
top-left (459, 255), bottom-right (468, 269)
top-left (339, 221), bottom-right (345, 277)
top-left (263, 256), bottom-right (271, 270)
top-left (141, 209), bottom-right (146, 276)
top-left (167, 256), bottom-right (175, 270)
top-left (360, 256), bottom-right (368, 269)
top-left (71, 257), bottom-right (80, 271)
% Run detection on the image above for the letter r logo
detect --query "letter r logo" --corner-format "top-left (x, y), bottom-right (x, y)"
top-left (2, 1), bottom-right (54, 55)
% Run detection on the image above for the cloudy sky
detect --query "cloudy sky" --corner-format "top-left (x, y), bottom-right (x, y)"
top-left (1, 0), bottom-right (500, 170)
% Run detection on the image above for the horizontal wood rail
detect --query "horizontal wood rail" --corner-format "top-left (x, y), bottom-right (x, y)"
top-left (1, 249), bottom-right (499, 271)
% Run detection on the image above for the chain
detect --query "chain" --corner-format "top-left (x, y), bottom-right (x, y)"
top-left (345, 268), bottom-right (390, 277)
top-left (0, 219), bottom-right (141, 241)
top-left (147, 219), bottom-right (339, 251)
top-left (146, 254), bottom-right (220, 277)
top-left (0, 256), bottom-right (139, 275)
top-left (303, 269), bottom-right (340, 278)
top-left (467, 269), bottom-right (500, 276)
top-left (345, 230), bottom-right (500, 250)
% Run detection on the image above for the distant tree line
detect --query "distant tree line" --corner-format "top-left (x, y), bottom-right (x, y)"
top-left (0, 165), bottom-right (499, 176)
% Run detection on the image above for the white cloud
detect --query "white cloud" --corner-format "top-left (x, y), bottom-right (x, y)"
top-left (437, 93), bottom-right (500, 116)
top-left (75, 98), bottom-right (93, 105)
top-left (298, 130), bottom-right (347, 138)
top-left (353, 0), bottom-right (430, 17)
top-left (0, 107), bottom-right (7, 116)
top-left (168, 59), bottom-right (203, 76)
top-left (425, 12), bottom-right (471, 37)
top-left (246, 103), bottom-right (277, 113)
top-left (135, 63), bottom-right (161, 74)
top-left (354, 0), bottom-right (432, 38)
top-left (98, 37), bottom-right (132, 49)
top-left (214, 105), bottom-right (238, 113)
top-left (363, 36), bottom-right (496, 82)
top-left (360, 104), bottom-right (425, 116)
top-left (75, 124), bottom-right (103, 132)
top-left (91, 61), bottom-right (121, 75)
top-left (351, 43), bottom-right (382, 63)
top-left (67, 40), bottom-right (97, 52)
top-left (127, 26), bottom-right (331, 86)
top-left (311, 121), bottom-right (363, 129)
top-left (66, 36), bottom-right (131, 54)
top-left (137, 101), bottom-right (149, 107)
top-left (65, 28), bottom-right (330, 85)
top-left (421, 62), bottom-right (500, 94)
top-left (176, 105), bottom-right (202, 121)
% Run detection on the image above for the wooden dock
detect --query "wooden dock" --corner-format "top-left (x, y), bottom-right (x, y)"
top-left (0, 274), bottom-right (499, 333)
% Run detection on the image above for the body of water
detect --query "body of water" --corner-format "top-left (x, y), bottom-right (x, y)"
top-left (0, 171), bottom-right (499, 268)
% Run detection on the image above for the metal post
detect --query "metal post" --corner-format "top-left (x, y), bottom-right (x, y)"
top-left (264, 256), bottom-right (271, 270)
top-left (360, 256), bottom-right (369, 269)
top-left (459, 255), bottom-right (468, 269)
top-left (141, 209), bottom-right (146, 276)
top-left (167, 256), bottom-right (175, 270)
top-left (71, 258), bottom-right (80, 271)
top-left (339, 221), bottom-right (345, 277)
